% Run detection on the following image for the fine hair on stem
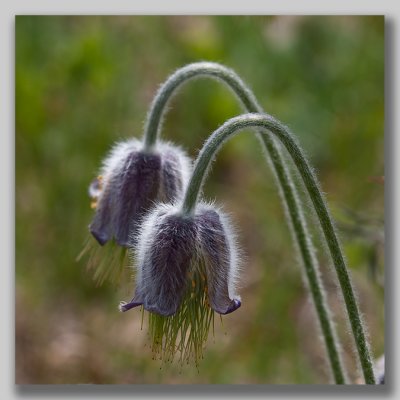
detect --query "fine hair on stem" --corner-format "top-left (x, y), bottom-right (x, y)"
top-left (180, 113), bottom-right (375, 384)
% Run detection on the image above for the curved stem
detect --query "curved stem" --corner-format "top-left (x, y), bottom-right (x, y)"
top-left (143, 62), bottom-right (260, 150)
top-left (181, 113), bottom-right (375, 384)
top-left (143, 62), bottom-right (346, 383)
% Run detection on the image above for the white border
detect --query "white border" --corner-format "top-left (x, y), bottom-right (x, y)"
top-left (1, 0), bottom-right (400, 14)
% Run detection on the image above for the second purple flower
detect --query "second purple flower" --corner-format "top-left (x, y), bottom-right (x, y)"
top-left (89, 139), bottom-right (191, 247)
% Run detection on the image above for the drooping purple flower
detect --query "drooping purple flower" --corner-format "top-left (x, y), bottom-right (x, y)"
top-left (119, 201), bottom-right (242, 364)
top-left (89, 139), bottom-right (191, 247)
top-left (119, 202), bottom-right (242, 316)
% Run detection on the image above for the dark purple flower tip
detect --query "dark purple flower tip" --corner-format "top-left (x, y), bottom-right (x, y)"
top-left (219, 298), bottom-right (241, 315)
top-left (118, 299), bottom-right (143, 312)
top-left (88, 139), bottom-right (191, 247)
top-left (89, 225), bottom-right (109, 246)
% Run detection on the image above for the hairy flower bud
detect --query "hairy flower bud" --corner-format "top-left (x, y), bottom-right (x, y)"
top-left (119, 202), bottom-right (241, 364)
top-left (78, 139), bottom-right (191, 285)
top-left (90, 139), bottom-right (191, 247)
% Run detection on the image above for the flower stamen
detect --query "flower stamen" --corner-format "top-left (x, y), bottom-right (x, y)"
top-left (77, 236), bottom-right (129, 286)
top-left (147, 258), bottom-right (214, 367)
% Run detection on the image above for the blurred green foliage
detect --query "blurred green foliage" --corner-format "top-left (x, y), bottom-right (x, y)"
top-left (16, 16), bottom-right (384, 384)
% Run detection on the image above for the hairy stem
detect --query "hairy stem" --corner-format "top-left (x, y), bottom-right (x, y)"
top-left (181, 113), bottom-right (375, 384)
top-left (143, 62), bottom-right (346, 383)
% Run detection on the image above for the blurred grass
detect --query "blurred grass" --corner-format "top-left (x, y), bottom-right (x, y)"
top-left (15, 16), bottom-right (384, 384)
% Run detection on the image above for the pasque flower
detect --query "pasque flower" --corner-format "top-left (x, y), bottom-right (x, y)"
top-left (119, 202), bottom-right (241, 364)
top-left (90, 138), bottom-right (191, 247)
top-left (78, 138), bottom-right (191, 285)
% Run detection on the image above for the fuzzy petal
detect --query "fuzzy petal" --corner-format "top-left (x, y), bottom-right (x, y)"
top-left (197, 208), bottom-right (241, 315)
top-left (114, 152), bottom-right (161, 246)
top-left (135, 210), bottom-right (198, 316)
top-left (89, 182), bottom-right (115, 246)
top-left (118, 296), bottom-right (144, 312)
top-left (89, 140), bottom-right (140, 246)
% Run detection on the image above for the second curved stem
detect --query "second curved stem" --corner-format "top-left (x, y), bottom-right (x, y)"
top-left (181, 113), bottom-right (375, 384)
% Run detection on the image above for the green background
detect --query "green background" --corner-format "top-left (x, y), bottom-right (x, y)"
top-left (16, 16), bottom-right (384, 384)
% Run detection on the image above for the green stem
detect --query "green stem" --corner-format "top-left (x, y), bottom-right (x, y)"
top-left (143, 62), bottom-right (346, 383)
top-left (143, 62), bottom-right (259, 150)
top-left (181, 113), bottom-right (375, 384)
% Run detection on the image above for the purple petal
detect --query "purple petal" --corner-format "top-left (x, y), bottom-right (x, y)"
top-left (119, 298), bottom-right (143, 312)
top-left (197, 208), bottom-right (241, 315)
top-left (220, 298), bottom-right (241, 315)
top-left (137, 212), bottom-right (198, 316)
top-left (114, 151), bottom-right (162, 247)
top-left (89, 186), bottom-right (113, 246)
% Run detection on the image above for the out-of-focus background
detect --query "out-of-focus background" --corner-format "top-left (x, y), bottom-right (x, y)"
top-left (15, 16), bottom-right (384, 384)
